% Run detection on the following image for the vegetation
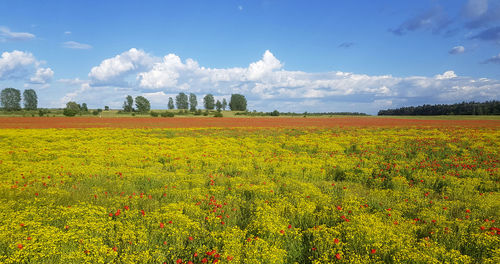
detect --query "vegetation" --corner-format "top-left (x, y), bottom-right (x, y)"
top-left (135, 96), bottom-right (151, 113)
top-left (229, 94), bottom-right (247, 111)
top-left (176, 93), bottom-right (189, 110)
top-left (189, 93), bottom-right (197, 111)
top-left (203, 94), bottom-right (215, 110)
top-left (378, 101), bottom-right (500, 116)
top-left (1, 88), bottom-right (22, 111)
top-left (123, 95), bottom-right (134, 112)
top-left (22, 89), bottom-right (38, 110)
top-left (0, 126), bottom-right (498, 263)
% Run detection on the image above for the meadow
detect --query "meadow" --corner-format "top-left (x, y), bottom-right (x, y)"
top-left (0, 120), bottom-right (499, 263)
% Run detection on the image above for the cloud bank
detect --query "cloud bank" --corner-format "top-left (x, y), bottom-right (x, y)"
top-left (60, 49), bottom-right (500, 114)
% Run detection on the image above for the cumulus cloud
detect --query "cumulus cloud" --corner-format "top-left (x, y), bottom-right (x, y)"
top-left (62, 41), bottom-right (92, 50)
top-left (89, 48), bottom-right (158, 86)
top-left (72, 49), bottom-right (500, 114)
top-left (0, 50), bottom-right (53, 85)
top-left (390, 7), bottom-right (451, 35)
top-left (481, 53), bottom-right (500, 64)
top-left (449, 46), bottom-right (465, 54)
top-left (0, 26), bottom-right (35, 42)
top-left (29, 67), bottom-right (54, 84)
top-left (435, 70), bottom-right (457, 79)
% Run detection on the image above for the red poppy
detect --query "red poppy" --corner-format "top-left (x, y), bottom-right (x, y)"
top-left (334, 238), bottom-right (339, 244)
top-left (202, 258), bottom-right (208, 263)
top-left (227, 256), bottom-right (233, 261)
top-left (17, 244), bottom-right (23, 249)
top-left (188, 236), bottom-right (193, 241)
top-left (160, 222), bottom-right (165, 228)
top-left (141, 210), bottom-right (145, 216)
top-left (335, 253), bottom-right (341, 259)
top-left (371, 249), bottom-right (376, 254)
top-left (176, 259), bottom-right (182, 264)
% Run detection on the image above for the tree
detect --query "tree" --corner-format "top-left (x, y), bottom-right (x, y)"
top-left (104, 106), bottom-right (109, 111)
top-left (23, 89), bottom-right (37, 110)
top-left (176, 92), bottom-right (188, 109)
top-left (81, 103), bottom-right (88, 112)
top-left (222, 98), bottom-right (227, 111)
top-left (123, 95), bottom-right (134, 112)
top-left (1, 88), bottom-right (21, 111)
top-left (203, 94), bottom-right (215, 110)
top-left (135, 96), bottom-right (151, 113)
top-left (189, 93), bottom-right (197, 111)
top-left (215, 100), bottom-right (222, 112)
top-left (168, 97), bottom-right (175, 110)
top-left (64, 101), bottom-right (80, 116)
top-left (229, 94), bottom-right (247, 111)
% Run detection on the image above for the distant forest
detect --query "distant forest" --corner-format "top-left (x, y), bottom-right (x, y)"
top-left (378, 101), bottom-right (500, 116)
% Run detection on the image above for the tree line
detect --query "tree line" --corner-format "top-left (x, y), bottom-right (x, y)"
top-left (121, 93), bottom-right (247, 113)
top-left (378, 101), bottom-right (500, 115)
top-left (0, 88), bottom-right (38, 111)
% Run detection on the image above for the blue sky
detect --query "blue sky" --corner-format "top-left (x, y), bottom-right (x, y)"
top-left (1, 0), bottom-right (499, 114)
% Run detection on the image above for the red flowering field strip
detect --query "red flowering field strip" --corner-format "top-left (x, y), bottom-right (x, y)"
top-left (0, 116), bottom-right (499, 128)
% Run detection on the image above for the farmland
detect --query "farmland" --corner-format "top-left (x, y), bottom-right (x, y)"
top-left (0, 117), bottom-right (499, 263)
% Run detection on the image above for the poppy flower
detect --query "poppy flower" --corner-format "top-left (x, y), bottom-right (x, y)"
top-left (371, 249), bottom-right (376, 254)
top-left (17, 244), bottom-right (23, 249)
top-left (176, 259), bottom-right (182, 264)
top-left (335, 253), bottom-right (341, 259)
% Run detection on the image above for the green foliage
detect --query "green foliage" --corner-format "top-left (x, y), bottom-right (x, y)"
top-left (135, 96), bottom-right (151, 113)
top-left (270, 110), bottom-right (280, 116)
top-left (81, 103), bottom-right (88, 112)
top-left (213, 111), bottom-right (223, 117)
top-left (189, 93), bottom-right (197, 111)
top-left (150, 111), bottom-right (159, 117)
top-left (1, 88), bottom-right (21, 111)
top-left (63, 108), bottom-right (78, 117)
top-left (215, 100), bottom-right (222, 112)
top-left (23, 89), bottom-right (37, 110)
top-left (194, 109), bottom-right (202, 115)
top-left (229, 94), bottom-right (247, 111)
top-left (123, 95), bottom-right (134, 112)
top-left (176, 93), bottom-right (189, 109)
top-left (160, 112), bottom-right (175, 117)
top-left (104, 106), bottom-right (109, 111)
top-left (92, 110), bottom-right (99, 116)
top-left (168, 97), bottom-right (175, 110)
top-left (203, 94), bottom-right (215, 110)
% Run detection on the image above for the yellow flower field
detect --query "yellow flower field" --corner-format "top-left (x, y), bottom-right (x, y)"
top-left (0, 127), bottom-right (498, 263)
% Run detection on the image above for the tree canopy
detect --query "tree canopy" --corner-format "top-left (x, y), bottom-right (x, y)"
top-left (189, 93), bottom-right (197, 111)
top-left (123, 95), bottom-right (134, 112)
top-left (203, 94), bottom-right (215, 110)
top-left (1, 88), bottom-right (21, 111)
top-left (168, 97), bottom-right (175, 110)
top-left (23, 89), bottom-right (37, 110)
top-left (135, 96), bottom-right (151, 113)
top-left (176, 93), bottom-right (188, 109)
top-left (229, 94), bottom-right (247, 111)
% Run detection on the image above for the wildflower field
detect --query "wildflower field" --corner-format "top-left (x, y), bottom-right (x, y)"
top-left (0, 119), bottom-right (499, 263)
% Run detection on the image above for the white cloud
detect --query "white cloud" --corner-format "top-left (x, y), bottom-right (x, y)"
top-left (89, 48), bottom-right (158, 86)
top-left (64, 31), bottom-right (72, 35)
top-left (0, 50), bottom-right (53, 86)
top-left (449, 46), bottom-right (465, 54)
top-left (238, 5), bottom-right (243, 11)
top-left (435, 70), bottom-right (457, 79)
top-left (62, 41), bottom-right (92, 50)
top-left (0, 26), bottom-right (35, 42)
top-left (72, 49), bottom-right (500, 114)
top-left (30, 67), bottom-right (54, 84)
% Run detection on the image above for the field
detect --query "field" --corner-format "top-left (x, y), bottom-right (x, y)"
top-left (0, 117), bottom-right (499, 263)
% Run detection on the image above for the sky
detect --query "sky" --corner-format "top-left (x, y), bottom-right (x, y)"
top-left (0, 0), bottom-right (499, 114)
